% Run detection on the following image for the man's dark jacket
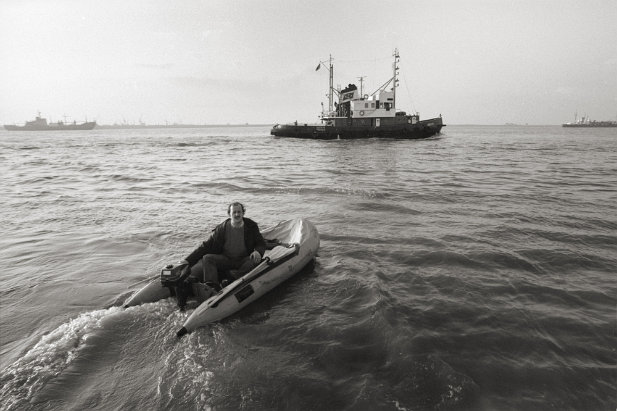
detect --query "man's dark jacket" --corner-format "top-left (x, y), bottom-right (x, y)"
top-left (184, 218), bottom-right (266, 266)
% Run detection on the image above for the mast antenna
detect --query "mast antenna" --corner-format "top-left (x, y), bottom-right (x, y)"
top-left (317, 55), bottom-right (335, 114)
top-left (393, 48), bottom-right (400, 110)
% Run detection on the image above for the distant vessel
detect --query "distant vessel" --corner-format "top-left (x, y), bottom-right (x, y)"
top-left (562, 113), bottom-right (617, 128)
top-left (4, 113), bottom-right (96, 131)
top-left (271, 49), bottom-right (444, 139)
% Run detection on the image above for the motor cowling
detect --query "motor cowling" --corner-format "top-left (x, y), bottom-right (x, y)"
top-left (160, 264), bottom-right (186, 287)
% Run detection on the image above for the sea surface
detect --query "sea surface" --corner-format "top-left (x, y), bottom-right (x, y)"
top-left (0, 125), bottom-right (615, 411)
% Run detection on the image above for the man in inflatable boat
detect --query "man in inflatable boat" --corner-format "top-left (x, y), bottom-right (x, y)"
top-left (168, 202), bottom-right (266, 310)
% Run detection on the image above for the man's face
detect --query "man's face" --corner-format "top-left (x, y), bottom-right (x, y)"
top-left (230, 204), bottom-right (244, 223)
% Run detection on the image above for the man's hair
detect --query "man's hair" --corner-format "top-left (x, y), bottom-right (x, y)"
top-left (227, 202), bottom-right (246, 215)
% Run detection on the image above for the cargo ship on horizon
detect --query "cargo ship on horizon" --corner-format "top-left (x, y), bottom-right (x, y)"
top-left (562, 113), bottom-right (617, 128)
top-left (4, 113), bottom-right (96, 131)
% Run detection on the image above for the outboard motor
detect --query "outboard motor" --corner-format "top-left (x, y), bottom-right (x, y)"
top-left (161, 263), bottom-right (192, 309)
top-left (160, 263), bottom-right (187, 290)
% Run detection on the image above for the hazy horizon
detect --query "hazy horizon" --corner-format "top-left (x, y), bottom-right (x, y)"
top-left (1, 0), bottom-right (616, 126)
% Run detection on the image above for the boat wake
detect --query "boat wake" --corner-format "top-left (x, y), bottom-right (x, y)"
top-left (0, 299), bottom-right (217, 411)
top-left (0, 307), bottom-right (123, 410)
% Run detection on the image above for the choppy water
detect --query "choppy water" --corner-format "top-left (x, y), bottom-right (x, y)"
top-left (0, 125), bottom-right (615, 411)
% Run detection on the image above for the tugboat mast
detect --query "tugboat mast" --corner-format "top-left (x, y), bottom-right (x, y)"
top-left (328, 54), bottom-right (334, 113)
top-left (393, 48), bottom-right (400, 111)
top-left (316, 55), bottom-right (335, 117)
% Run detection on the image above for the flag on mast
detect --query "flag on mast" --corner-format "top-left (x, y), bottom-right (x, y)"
top-left (315, 63), bottom-right (321, 71)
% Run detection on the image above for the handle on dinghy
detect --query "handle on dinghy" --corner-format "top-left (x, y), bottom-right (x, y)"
top-left (175, 243), bottom-right (301, 338)
top-left (175, 258), bottom-right (271, 338)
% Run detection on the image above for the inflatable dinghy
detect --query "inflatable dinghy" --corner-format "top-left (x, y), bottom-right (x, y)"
top-left (124, 218), bottom-right (319, 337)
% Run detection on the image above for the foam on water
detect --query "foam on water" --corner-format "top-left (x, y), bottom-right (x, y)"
top-left (0, 307), bottom-right (121, 409)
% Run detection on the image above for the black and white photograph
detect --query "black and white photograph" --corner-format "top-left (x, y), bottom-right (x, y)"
top-left (1, 1), bottom-right (615, 410)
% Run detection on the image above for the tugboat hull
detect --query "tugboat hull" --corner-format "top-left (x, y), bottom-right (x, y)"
top-left (271, 116), bottom-right (444, 139)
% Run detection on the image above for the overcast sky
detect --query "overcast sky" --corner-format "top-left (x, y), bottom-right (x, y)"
top-left (1, 0), bottom-right (616, 125)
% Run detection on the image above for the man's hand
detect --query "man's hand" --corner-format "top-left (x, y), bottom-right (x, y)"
top-left (177, 260), bottom-right (191, 281)
top-left (250, 251), bottom-right (261, 264)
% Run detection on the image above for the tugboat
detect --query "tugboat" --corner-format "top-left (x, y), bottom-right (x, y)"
top-left (271, 49), bottom-right (444, 139)
top-left (4, 113), bottom-right (96, 131)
